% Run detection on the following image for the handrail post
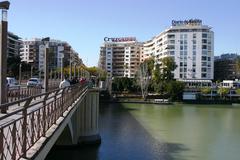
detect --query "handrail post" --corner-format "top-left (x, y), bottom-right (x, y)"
top-left (54, 90), bottom-right (59, 124)
top-left (42, 93), bottom-right (49, 137)
top-left (22, 97), bottom-right (32, 158)
top-left (12, 122), bottom-right (16, 160)
top-left (0, 128), bottom-right (3, 160)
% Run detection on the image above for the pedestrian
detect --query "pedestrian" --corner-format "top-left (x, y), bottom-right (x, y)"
top-left (59, 76), bottom-right (70, 88)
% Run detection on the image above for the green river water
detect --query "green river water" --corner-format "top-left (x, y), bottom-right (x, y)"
top-left (47, 103), bottom-right (240, 160)
top-left (123, 103), bottom-right (240, 160)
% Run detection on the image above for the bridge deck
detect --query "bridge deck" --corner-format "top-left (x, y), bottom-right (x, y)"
top-left (0, 84), bottom-right (88, 160)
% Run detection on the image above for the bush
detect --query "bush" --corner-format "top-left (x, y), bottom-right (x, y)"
top-left (201, 87), bottom-right (211, 94)
top-left (165, 81), bottom-right (185, 100)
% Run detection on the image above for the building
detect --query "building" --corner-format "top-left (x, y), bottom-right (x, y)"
top-left (20, 38), bottom-right (82, 74)
top-left (99, 37), bottom-right (142, 78)
top-left (99, 19), bottom-right (214, 81)
top-left (144, 19), bottom-right (214, 80)
top-left (7, 32), bottom-right (22, 57)
top-left (214, 53), bottom-right (239, 81)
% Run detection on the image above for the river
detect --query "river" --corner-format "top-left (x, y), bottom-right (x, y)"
top-left (46, 103), bottom-right (240, 160)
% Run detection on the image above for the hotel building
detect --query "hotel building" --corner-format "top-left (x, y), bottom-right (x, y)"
top-left (99, 19), bottom-right (214, 81)
top-left (99, 37), bottom-right (143, 78)
top-left (144, 19), bottom-right (214, 80)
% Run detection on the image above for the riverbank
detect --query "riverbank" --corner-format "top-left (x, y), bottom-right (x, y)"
top-left (100, 98), bottom-right (240, 106)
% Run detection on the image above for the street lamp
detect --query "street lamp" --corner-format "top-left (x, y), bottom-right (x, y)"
top-left (19, 63), bottom-right (22, 85)
top-left (59, 50), bottom-right (64, 81)
top-left (0, 1), bottom-right (10, 113)
top-left (42, 37), bottom-right (50, 93)
top-left (74, 63), bottom-right (77, 78)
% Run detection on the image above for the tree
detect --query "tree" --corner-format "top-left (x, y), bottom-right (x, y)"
top-left (165, 81), bottom-right (185, 100)
top-left (160, 57), bottom-right (177, 81)
top-left (236, 89), bottom-right (240, 95)
top-left (136, 62), bottom-right (150, 100)
top-left (152, 57), bottom-right (177, 94)
top-left (201, 87), bottom-right (211, 94)
top-left (217, 88), bottom-right (229, 99)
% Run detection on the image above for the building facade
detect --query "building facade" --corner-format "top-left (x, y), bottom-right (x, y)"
top-left (7, 32), bottom-right (22, 57)
top-left (20, 38), bottom-right (82, 74)
top-left (99, 19), bottom-right (214, 81)
top-left (99, 37), bottom-right (142, 78)
top-left (214, 53), bottom-right (239, 81)
top-left (144, 19), bottom-right (214, 80)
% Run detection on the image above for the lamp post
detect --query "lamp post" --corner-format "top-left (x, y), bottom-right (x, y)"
top-left (0, 1), bottom-right (10, 113)
top-left (19, 63), bottom-right (22, 85)
top-left (30, 65), bottom-right (33, 78)
top-left (42, 37), bottom-right (50, 93)
top-left (78, 66), bottom-right (80, 79)
top-left (69, 59), bottom-right (72, 80)
top-left (74, 63), bottom-right (76, 78)
top-left (60, 51), bottom-right (64, 81)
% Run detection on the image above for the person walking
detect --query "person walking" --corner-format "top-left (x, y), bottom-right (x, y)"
top-left (59, 77), bottom-right (70, 88)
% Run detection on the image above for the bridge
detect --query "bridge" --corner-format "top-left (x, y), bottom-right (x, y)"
top-left (0, 83), bottom-right (100, 160)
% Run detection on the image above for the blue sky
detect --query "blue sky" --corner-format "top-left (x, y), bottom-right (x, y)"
top-left (8, 0), bottom-right (240, 66)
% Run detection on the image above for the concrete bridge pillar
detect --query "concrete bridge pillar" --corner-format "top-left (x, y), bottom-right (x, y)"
top-left (55, 89), bottom-right (101, 146)
top-left (77, 89), bottom-right (101, 145)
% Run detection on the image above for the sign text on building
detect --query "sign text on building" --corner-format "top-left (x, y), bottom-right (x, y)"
top-left (172, 19), bottom-right (202, 26)
top-left (104, 37), bottom-right (136, 42)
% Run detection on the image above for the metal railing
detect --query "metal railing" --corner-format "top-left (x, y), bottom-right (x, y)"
top-left (0, 83), bottom-right (88, 160)
top-left (7, 80), bottom-right (61, 103)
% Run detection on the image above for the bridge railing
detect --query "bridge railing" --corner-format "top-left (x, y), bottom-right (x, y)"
top-left (0, 83), bottom-right (88, 160)
top-left (7, 80), bottom-right (61, 103)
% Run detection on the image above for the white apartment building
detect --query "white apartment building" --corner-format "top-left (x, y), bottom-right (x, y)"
top-left (20, 38), bottom-right (82, 72)
top-left (144, 19), bottom-right (214, 80)
top-left (99, 37), bottom-right (142, 78)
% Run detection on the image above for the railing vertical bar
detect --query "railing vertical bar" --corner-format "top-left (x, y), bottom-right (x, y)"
top-left (0, 128), bottom-right (4, 160)
top-left (12, 122), bottom-right (16, 160)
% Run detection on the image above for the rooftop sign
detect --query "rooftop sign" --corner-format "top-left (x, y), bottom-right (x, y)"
top-left (104, 37), bottom-right (136, 42)
top-left (172, 19), bottom-right (202, 26)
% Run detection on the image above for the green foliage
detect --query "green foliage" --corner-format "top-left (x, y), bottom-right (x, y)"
top-left (236, 89), bottom-right (240, 95)
top-left (201, 87), bottom-right (211, 94)
top-left (217, 88), bottom-right (230, 97)
top-left (86, 67), bottom-right (107, 81)
top-left (160, 57), bottom-right (177, 81)
top-left (165, 81), bottom-right (185, 100)
top-left (151, 57), bottom-right (177, 94)
top-left (112, 77), bottom-right (139, 92)
top-left (7, 55), bottom-right (32, 78)
top-left (144, 57), bottom-right (154, 76)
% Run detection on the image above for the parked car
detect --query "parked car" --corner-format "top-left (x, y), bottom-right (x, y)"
top-left (7, 77), bottom-right (20, 90)
top-left (27, 78), bottom-right (42, 88)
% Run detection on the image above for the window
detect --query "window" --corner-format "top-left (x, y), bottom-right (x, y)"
top-left (201, 68), bottom-right (207, 72)
top-left (184, 46), bottom-right (187, 50)
top-left (193, 40), bottom-right (196, 44)
top-left (193, 34), bottom-right (196, 38)
top-left (202, 51), bottom-right (207, 55)
top-left (202, 45), bottom-right (207, 49)
top-left (193, 51), bottom-right (196, 55)
top-left (180, 46), bottom-right (183, 50)
top-left (193, 45), bottom-right (196, 50)
top-left (202, 39), bottom-right (207, 43)
top-left (202, 73), bottom-right (207, 78)
top-left (202, 56), bottom-right (207, 61)
top-left (168, 34), bottom-right (175, 38)
top-left (202, 33), bottom-right (208, 38)
top-left (208, 57), bottom-right (211, 61)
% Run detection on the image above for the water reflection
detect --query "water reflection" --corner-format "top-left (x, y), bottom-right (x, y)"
top-left (46, 103), bottom-right (240, 160)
